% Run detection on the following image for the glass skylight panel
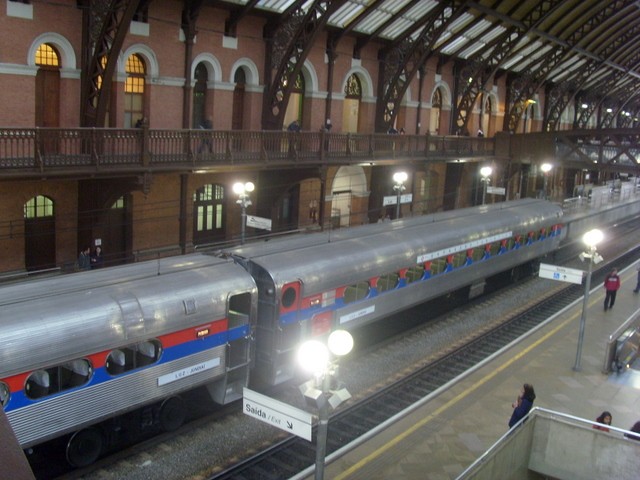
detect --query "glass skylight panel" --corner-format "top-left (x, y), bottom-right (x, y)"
top-left (439, 36), bottom-right (471, 55)
top-left (258, 0), bottom-right (300, 11)
top-left (329, 2), bottom-right (366, 28)
top-left (500, 54), bottom-right (524, 70)
top-left (382, 18), bottom-right (415, 39)
top-left (459, 41), bottom-right (489, 59)
top-left (356, 9), bottom-right (394, 34)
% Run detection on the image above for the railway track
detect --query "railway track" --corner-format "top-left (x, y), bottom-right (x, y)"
top-left (209, 244), bottom-right (640, 480)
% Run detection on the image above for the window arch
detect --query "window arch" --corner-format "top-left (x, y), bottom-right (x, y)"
top-left (193, 184), bottom-right (225, 245)
top-left (125, 53), bottom-right (146, 128)
top-left (35, 43), bottom-right (60, 67)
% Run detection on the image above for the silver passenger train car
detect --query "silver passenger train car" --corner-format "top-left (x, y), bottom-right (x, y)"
top-left (225, 198), bottom-right (564, 387)
top-left (0, 255), bottom-right (256, 467)
top-left (0, 198), bottom-right (563, 467)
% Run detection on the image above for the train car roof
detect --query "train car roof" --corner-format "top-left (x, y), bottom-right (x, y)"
top-left (225, 198), bottom-right (548, 259)
top-left (232, 199), bottom-right (562, 295)
top-left (0, 257), bottom-right (256, 376)
top-left (0, 253), bottom-right (227, 307)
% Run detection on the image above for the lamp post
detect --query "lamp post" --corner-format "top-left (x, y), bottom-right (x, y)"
top-left (233, 181), bottom-right (254, 245)
top-left (393, 171), bottom-right (408, 219)
top-left (480, 166), bottom-right (492, 205)
top-left (541, 163), bottom-right (552, 199)
top-left (298, 330), bottom-right (353, 480)
top-left (573, 228), bottom-right (604, 371)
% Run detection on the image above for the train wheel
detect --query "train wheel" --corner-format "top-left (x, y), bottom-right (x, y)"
top-left (159, 396), bottom-right (186, 432)
top-left (65, 427), bottom-right (104, 467)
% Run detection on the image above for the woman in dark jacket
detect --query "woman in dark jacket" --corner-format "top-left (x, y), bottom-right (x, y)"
top-left (508, 383), bottom-right (536, 428)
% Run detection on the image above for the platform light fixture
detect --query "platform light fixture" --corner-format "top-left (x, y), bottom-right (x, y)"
top-left (574, 228), bottom-right (604, 371)
top-left (233, 181), bottom-right (254, 245)
top-left (480, 166), bottom-right (492, 205)
top-left (298, 330), bottom-right (353, 480)
top-left (393, 171), bottom-right (408, 219)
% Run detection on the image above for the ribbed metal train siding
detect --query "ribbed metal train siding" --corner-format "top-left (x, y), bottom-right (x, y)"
top-left (9, 346), bottom-right (226, 447)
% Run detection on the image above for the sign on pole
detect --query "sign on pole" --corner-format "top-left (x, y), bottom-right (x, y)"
top-left (243, 388), bottom-right (313, 441)
top-left (382, 193), bottom-right (413, 206)
top-left (539, 263), bottom-right (584, 285)
top-left (486, 186), bottom-right (506, 195)
top-left (246, 215), bottom-right (272, 231)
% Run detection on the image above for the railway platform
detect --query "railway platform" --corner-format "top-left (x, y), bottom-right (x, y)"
top-left (301, 262), bottom-right (640, 480)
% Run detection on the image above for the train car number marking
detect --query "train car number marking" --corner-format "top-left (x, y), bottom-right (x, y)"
top-left (157, 358), bottom-right (221, 386)
top-left (340, 305), bottom-right (375, 324)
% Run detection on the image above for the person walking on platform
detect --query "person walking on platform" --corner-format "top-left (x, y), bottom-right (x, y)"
top-left (508, 383), bottom-right (536, 428)
top-left (603, 268), bottom-right (621, 311)
top-left (593, 411), bottom-right (612, 432)
top-left (633, 265), bottom-right (640, 293)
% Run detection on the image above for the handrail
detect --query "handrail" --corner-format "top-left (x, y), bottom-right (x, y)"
top-left (0, 128), bottom-right (495, 177)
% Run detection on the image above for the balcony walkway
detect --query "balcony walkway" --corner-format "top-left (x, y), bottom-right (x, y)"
top-left (0, 128), bottom-right (639, 180)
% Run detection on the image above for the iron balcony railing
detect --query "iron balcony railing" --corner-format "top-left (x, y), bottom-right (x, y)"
top-left (0, 128), bottom-right (496, 177)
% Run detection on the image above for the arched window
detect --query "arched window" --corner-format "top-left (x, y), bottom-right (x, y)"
top-left (193, 184), bottom-right (225, 245)
top-left (35, 43), bottom-right (60, 67)
top-left (125, 53), bottom-right (146, 128)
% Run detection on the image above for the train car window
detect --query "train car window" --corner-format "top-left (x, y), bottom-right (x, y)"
top-left (452, 252), bottom-right (466, 268)
top-left (343, 281), bottom-right (370, 304)
top-left (0, 382), bottom-right (9, 408)
top-left (472, 248), bottom-right (483, 262)
top-left (106, 340), bottom-right (162, 376)
top-left (136, 341), bottom-right (159, 366)
top-left (106, 349), bottom-right (126, 375)
top-left (25, 359), bottom-right (93, 400)
top-left (405, 265), bottom-right (425, 283)
top-left (490, 242), bottom-right (501, 255)
top-left (377, 272), bottom-right (400, 292)
top-left (25, 369), bottom-right (50, 399)
top-left (60, 359), bottom-right (92, 389)
top-left (431, 258), bottom-right (446, 275)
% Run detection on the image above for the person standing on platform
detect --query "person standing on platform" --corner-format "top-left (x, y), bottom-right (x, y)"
top-left (508, 383), bottom-right (536, 428)
top-left (603, 268), bottom-right (621, 311)
top-left (90, 246), bottom-right (104, 269)
top-left (633, 264), bottom-right (640, 293)
top-left (77, 246), bottom-right (91, 271)
top-left (593, 411), bottom-right (612, 432)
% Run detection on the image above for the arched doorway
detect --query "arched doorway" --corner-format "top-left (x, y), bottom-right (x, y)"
top-left (330, 166), bottom-right (368, 228)
top-left (232, 68), bottom-right (246, 130)
top-left (24, 195), bottom-right (56, 271)
top-left (35, 43), bottom-right (60, 128)
top-left (284, 72), bottom-right (304, 129)
top-left (124, 53), bottom-right (146, 128)
top-left (192, 63), bottom-right (208, 128)
top-left (430, 87), bottom-right (443, 134)
top-left (481, 95), bottom-right (494, 136)
top-left (193, 184), bottom-right (226, 246)
top-left (342, 74), bottom-right (362, 133)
